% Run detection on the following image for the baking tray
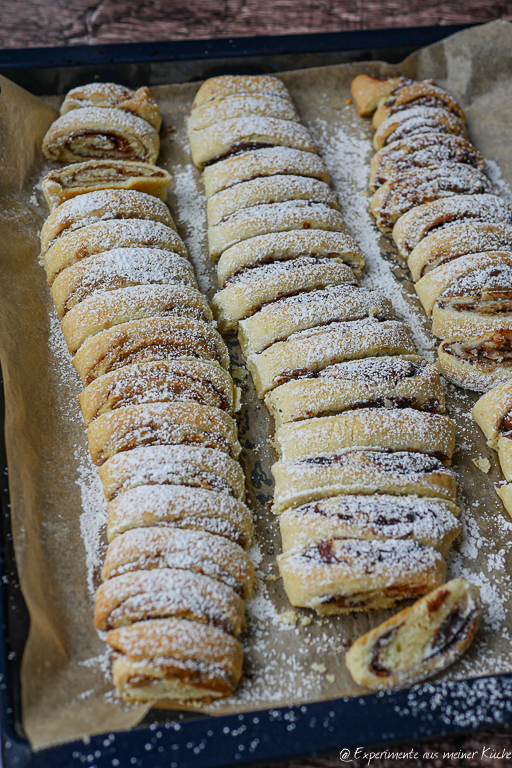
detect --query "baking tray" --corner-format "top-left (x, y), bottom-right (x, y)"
top-left (3, 23), bottom-right (512, 768)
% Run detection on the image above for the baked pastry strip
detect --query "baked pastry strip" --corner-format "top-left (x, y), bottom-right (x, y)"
top-left (60, 83), bottom-right (161, 130)
top-left (438, 330), bottom-right (512, 392)
top-left (188, 93), bottom-right (299, 133)
top-left (472, 379), bottom-right (512, 449)
top-left (192, 75), bottom-right (292, 109)
top-left (373, 106), bottom-right (467, 151)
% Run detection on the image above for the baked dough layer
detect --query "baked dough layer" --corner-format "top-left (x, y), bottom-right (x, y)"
top-left (371, 81), bottom-right (465, 128)
top-left (350, 74), bottom-right (406, 117)
top-left (192, 75), bottom-right (291, 109)
top-left (438, 330), bottom-right (512, 392)
top-left (373, 106), bottom-right (466, 150)
top-left (60, 83), bottom-right (161, 130)
top-left (188, 93), bottom-right (299, 133)
top-left (472, 379), bottom-right (512, 449)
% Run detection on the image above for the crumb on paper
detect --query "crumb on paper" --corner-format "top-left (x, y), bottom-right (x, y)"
top-left (311, 662), bottom-right (327, 675)
top-left (279, 610), bottom-right (298, 625)
top-left (299, 616), bottom-right (312, 627)
top-left (345, 98), bottom-right (353, 105)
top-left (326, 674), bottom-right (336, 683)
top-left (265, 574), bottom-right (279, 582)
top-left (472, 457), bottom-right (491, 473)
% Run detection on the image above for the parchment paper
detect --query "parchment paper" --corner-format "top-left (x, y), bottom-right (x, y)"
top-left (1, 19), bottom-right (512, 751)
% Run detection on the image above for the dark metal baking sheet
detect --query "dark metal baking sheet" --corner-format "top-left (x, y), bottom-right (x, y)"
top-left (3, 23), bottom-right (512, 768)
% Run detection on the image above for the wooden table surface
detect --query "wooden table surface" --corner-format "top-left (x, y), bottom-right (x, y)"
top-left (3, 1), bottom-right (512, 766)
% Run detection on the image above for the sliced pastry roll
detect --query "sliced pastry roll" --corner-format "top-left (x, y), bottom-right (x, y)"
top-left (350, 74), bottom-right (407, 117)
top-left (44, 220), bottom-right (188, 284)
top-left (94, 567), bottom-right (245, 635)
top-left (472, 379), bottom-right (512, 449)
top-left (79, 359), bottom-right (238, 425)
top-left (60, 83), bottom-right (161, 130)
top-left (73, 316), bottom-right (229, 385)
top-left (98, 444), bottom-right (245, 501)
top-left (373, 106), bottom-right (466, 150)
top-left (370, 165), bottom-right (492, 233)
top-left (498, 436), bottom-right (512, 481)
top-left (346, 579), bottom-right (480, 689)
top-left (275, 408), bottom-right (455, 464)
top-left (51, 248), bottom-right (197, 317)
top-left (371, 79), bottom-right (465, 129)
top-left (280, 495), bottom-right (460, 556)
top-left (393, 194), bottom-right (510, 258)
top-left (438, 330), bottom-right (512, 392)
top-left (203, 147), bottom-right (330, 198)
top-left (238, 284), bottom-right (392, 356)
top-left (217, 229), bottom-right (363, 286)
top-left (40, 189), bottom-right (175, 255)
top-left (107, 618), bottom-right (243, 702)
top-left (189, 116), bottom-right (316, 168)
top-left (192, 75), bottom-right (291, 109)
top-left (369, 133), bottom-right (484, 191)
top-left (42, 160), bottom-right (172, 210)
top-left (87, 401), bottom-right (240, 464)
top-left (206, 175), bottom-right (338, 227)
top-left (208, 200), bottom-right (348, 259)
top-left (496, 483), bottom-right (512, 517)
top-left (106, 485), bottom-right (252, 548)
top-left (247, 318), bottom-right (415, 397)
top-left (265, 356), bottom-right (445, 428)
top-left (61, 284), bottom-right (212, 353)
top-left (272, 450), bottom-right (458, 513)
top-left (187, 93), bottom-right (299, 132)
top-left (211, 258), bottom-right (356, 333)
top-left (102, 527), bottom-right (254, 598)
top-left (277, 538), bottom-right (445, 614)
top-left (42, 107), bottom-right (160, 164)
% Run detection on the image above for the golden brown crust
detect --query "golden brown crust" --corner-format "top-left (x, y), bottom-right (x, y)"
top-left (438, 330), bottom-right (512, 392)
top-left (472, 379), bottom-right (512, 449)
top-left (60, 83), bottom-right (161, 130)
top-left (350, 74), bottom-right (405, 117)
top-left (372, 80), bottom-right (465, 128)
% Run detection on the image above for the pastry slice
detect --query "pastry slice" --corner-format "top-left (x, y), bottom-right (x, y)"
top-left (106, 485), bottom-right (252, 548)
top-left (498, 436), bottom-right (512, 481)
top-left (278, 538), bottom-right (445, 614)
top-left (265, 356), bottom-right (445, 428)
top-left (73, 316), bottom-right (229, 386)
top-left (496, 483), bottom-right (512, 517)
top-left (40, 189), bottom-right (175, 254)
top-left (350, 74), bottom-right (407, 117)
top-left (94, 568), bottom-right (244, 635)
top-left (346, 579), bottom-right (480, 689)
top-left (51, 248), bottom-right (197, 317)
top-left (217, 229), bottom-right (363, 286)
top-left (211, 258), bottom-right (356, 333)
top-left (60, 83), bottom-right (161, 130)
top-left (79, 359), bottom-right (238, 425)
top-left (275, 408), bottom-right (455, 464)
top-left (187, 93), bottom-right (299, 132)
top-left (472, 379), bottom-right (512, 449)
top-left (87, 402), bottom-right (240, 464)
top-left (192, 75), bottom-right (292, 109)
top-left (373, 106), bottom-right (466, 150)
top-left (42, 107), bottom-right (160, 164)
top-left (42, 160), bottom-right (172, 210)
top-left (208, 200), bottom-right (348, 259)
top-left (44, 220), bottom-right (188, 284)
top-left (272, 450), bottom-right (457, 514)
top-left (247, 318), bottom-right (415, 397)
top-left (280, 494), bottom-right (460, 556)
top-left (371, 80), bottom-right (465, 128)
top-left (107, 618), bottom-right (243, 702)
top-left (98, 444), bottom-right (245, 501)
top-left (102, 527), bottom-right (254, 598)
top-left (438, 330), bottom-right (512, 392)
top-left (203, 146), bottom-right (330, 198)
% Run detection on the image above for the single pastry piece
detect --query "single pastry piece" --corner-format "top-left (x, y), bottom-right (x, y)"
top-left (206, 175), bottom-right (338, 227)
top-left (106, 485), bottom-right (252, 548)
top-left (370, 166), bottom-right (493, 234)
top-left (371, 80), bottom-right (465, 128)
top-left (102, 527), bottom-right (254, 598)
top-left (44, 220), bottom-right (188, 284)
top-left (393, 194), bottom-right (510, 258)
top-left (472, 379), bottom-right (512, 449)
top-left (61, 284), bottom-right (212, 354)
top-left (369, 134), bottom-right (484, 191)
top-left (51, 248), bottom-right (197, 317)
top-left (278, 538), bottom-right (445, 614)
top-left (496, 483), bottom-right (512, 517)
top-left (212, 258), bottom-right (356, 333)
top-left (42, 107), bottom-right (160, 164)
top-left (275, 408), bottom-right (455, 464)
top-left (73, 316), bottom-right (229, 385)
top-left (98, 444), bottom-right (245, 501)
top-left (189, 116), bottom-right (316, 168)
top-left (203, 147), bottom-right (330, 198)
top-left (408, 221), bottom-right (512, 282)
top-left (40, 189), bottom-right (175, 255)
top-left (107, 618), bottom-right (243, 702)
top-left (192, 75), bottom-right (292, 109)
top-left (248, 318), bottom-right (416, 397)
top-left (217, 230), bottom-right (364, 286)
top-left (265, 356), bottom-right (445, 428)
top-left (272, 450), bottom-right (458, 514)
top-left (42, 160), bottom-right (172, 210)
top-left (415, 252), bottom-right (512, 317)
top-left (346, 579), bottom-right (480, 689)
top-left (87, 402), bottom-right (240, 465)
top-left (94, 567), bottom-right (245, 635)
top-left (438, 330), bottom-right (512, 392)
top-left (280, 495), bottom-right (460, 556)
top-left (187, 93), bottom-right (299, 133)
top-left (431, 264), bottom-right (512, 339)
top-left (79, 359), bottom-right (238, 425)
top-left (498, 436), bottom-right (512, 481)
top-left (238, 285), bottom-right (392, 356)
top-left (350, 74), bottom-right (407, 117)
top-left (208, 200), bottom-right (349, 259)
top-left (60, 83), bottom-right (161, 130)
top-left (373, 106), bottom-right (467, 150)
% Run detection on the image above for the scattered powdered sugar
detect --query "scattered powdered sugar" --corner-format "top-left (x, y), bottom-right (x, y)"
top-left (485, 158), bottom-right (512, 204)
top-left (172, 163), bottom-right (211, 294)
